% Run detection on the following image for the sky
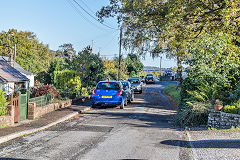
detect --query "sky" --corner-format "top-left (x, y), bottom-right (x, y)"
top-left (0, 0), bottom-right (177, 68)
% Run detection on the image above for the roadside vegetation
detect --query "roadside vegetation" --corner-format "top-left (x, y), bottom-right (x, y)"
top-left (163, 85), bottom-right (180, 104)
top-left (98, 1), bottom-right (240, 127)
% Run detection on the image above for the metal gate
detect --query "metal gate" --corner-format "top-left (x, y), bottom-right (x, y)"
top-left (19, 91), bottom-right (29, 121)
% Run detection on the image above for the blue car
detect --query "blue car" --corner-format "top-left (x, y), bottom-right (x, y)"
top-left (92, 81), bottom-right (127, 109)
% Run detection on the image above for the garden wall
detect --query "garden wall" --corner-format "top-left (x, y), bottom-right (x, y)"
top-left (208, 109), bottom-right (240, 129)
top-left (28, 99), bottom-right (72, 120)
top-left (0, 105), bottom-right (14, 127)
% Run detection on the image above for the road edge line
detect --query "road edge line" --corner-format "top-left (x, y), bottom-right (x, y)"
top-left (185, 127), bottom-right (198, 160)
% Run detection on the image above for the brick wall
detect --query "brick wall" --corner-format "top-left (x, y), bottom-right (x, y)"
top-left (28, 99), bottom-right (72, 120)
top-left (208, 109), bottom-right (240, 129)
top-left (0, 105), bottom-right (14, 127)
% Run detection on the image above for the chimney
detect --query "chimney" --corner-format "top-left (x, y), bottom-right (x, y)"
top-left (8, 49), bottom-right (14, 67)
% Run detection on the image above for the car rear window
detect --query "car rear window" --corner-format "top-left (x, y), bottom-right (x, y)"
top-left (97, 82), bottom-right (120, 90)
top-left (128, 79), bottom-right (140, 83)
top-left (121, 82), bottom-right (129, 88)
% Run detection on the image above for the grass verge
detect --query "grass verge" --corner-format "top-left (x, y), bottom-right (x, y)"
top-left (163, 84), bottom-right (181, 104)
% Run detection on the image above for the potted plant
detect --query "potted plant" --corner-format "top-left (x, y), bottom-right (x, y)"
top-left (214, 99), bottom-right (223, 111)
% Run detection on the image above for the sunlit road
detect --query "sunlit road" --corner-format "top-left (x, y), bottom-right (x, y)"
top-left (0, 81), bottom-right (191, 160)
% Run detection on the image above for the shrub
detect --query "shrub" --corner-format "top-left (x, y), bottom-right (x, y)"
top-left (81, 88), bottom-right (88, 96)
top-left (30, 85), bottom-right (60, 99)
top-left (223, 105), bottom-right (238, 114)
top-left (67, 76), bottom-right (81, 92)
top-left (54, 70), bottom-right (78, 89)
top-left (0, 89), bottom-right (9, 116)
top-left (175, 102), bottom-right (212, 127)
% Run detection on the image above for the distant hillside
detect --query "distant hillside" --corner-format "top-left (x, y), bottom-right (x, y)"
top-left (144, 66), bottom-right (172, 72)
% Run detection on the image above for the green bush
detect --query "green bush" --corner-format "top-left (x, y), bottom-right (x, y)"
top-left (54, 70), bottom-right (78, 90)
top-left (0, 89), bottom-right (9, 116)
top-left (223, 105), bottom-right (239, 114)
top-left (81, 88), bottom-right (88, 96)
top-left (175, 102), bottom-right (212, 127)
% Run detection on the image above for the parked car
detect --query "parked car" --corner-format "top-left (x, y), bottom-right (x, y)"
top-left (128, 77), bottom-right (143, 94)
top-left (92, 81), bottom-right (127, 109)
top-left (145, 74), bottom-right (155, 84)
top-left (121, 81), bottom-right (134, 103)
top-left (140, 76), bottom-right (145, 83)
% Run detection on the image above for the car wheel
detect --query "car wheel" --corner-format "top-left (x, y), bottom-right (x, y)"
top-left (91, 103), bottom-right (96, 108)
top-left (120, 101), bottom-right (124, 109)
top-left (124, 98), bottom-right (128, 106)
top-left (131, 94), bottom-right (134, 102)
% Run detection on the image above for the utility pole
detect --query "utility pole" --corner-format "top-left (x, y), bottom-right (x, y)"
top-left (118, 26), bottom-right (122, 81)
top-left (160, 56), bottom-right (162, 79)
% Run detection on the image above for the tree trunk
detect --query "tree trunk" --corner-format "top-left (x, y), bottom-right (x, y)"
top-left (177, 56), bottom-right (183, 88)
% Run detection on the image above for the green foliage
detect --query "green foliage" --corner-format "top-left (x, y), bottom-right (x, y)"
top-left (0, 125), bottom-right (6, 129)
top-left (175, 102), bottom-right (212, 127)
top-left (81, 88), bottom-right (88, 96)
top-left (67, 76), bottom-right (81, 92)
top-left (228, 83), bottom-right (240, 105)
top-left (54, 69), bottom-right (78, 90)
top-left (57, 43), bottom-right (76, 59)
top-left (223, 105), bottom-right (239, 114)
top-left (69, 47), bottom-right (105, 89)
top-left (0, 29), bottom-right (54, 74)
top-left (36, 58), bottom-right (67, 84)
top-left (164, 84), bottom-right (180, 103)
top-left (125, 54), bottom-right (143, 77)
top-left (0, 89), bottom-right (9, 116)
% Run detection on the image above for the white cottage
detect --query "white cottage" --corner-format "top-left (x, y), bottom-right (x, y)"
top-left (0, 56), bottom-right (35, 88)
top-left (0, 59), bottom-right (29, 95)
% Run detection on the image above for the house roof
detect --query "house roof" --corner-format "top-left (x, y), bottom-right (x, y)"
top-left (0, 60), bottom-right (29, 83)
top-left (0, 56), bottom-right (35, 76)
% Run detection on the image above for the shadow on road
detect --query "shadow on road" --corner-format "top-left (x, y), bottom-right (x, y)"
top-left (85, 111), bottom-right (177, 130)
top-left (161, 139), bottom-right (240, 148)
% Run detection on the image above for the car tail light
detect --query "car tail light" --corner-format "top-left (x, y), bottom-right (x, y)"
top-left (117, 90), bottom-right (122, 95)
top-left (93, 90), bottom-right (97, 95)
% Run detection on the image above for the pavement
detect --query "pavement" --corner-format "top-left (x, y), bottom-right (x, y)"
top-left (0, 101), bottom-right (92, 145)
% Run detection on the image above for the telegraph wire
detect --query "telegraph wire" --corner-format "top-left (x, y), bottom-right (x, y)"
top-left (66, 0), bottom-right (108, 31)
top-left (77, 0), bottom-right (95, 14)
top-left (72, 0), bottom-right (118, 30)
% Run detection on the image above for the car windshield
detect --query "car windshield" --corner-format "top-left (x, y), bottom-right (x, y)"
top-left (128, 79), bottom-right (140, 84)
top-left (121, 82), bottom-right (129, 88)
top-left (97, 82), bottom-right (120, 90)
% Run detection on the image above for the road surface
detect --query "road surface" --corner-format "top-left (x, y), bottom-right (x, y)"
top-left (0, 81), bottom-right (192, 160)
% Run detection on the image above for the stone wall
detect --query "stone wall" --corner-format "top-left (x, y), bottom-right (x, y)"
top-left (208, 109), bottom-right (240, 129)
top-left (0, 105), bottom-right (14, 127)
top-left (28, 99), bottom-right (72, 120)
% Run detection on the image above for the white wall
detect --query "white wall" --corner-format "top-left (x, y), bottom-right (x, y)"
top-left (0, 82), bottom-right (14, 95)
top-left (26, 75), bottom-right (34, 87)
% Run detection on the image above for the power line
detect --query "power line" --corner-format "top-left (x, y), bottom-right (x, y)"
top-left (66, 0), bottom-right (107, 30)
top-left (77, 0), bottom-right (95, 14)
top-left (72, 0), bottom-right (118, 30)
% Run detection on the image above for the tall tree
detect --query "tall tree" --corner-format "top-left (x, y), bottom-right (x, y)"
top-left (125, 54), bottom-right (143, 77)
top-left (97, 0), bottom-right (240, 85)
top-left (0, 29), bottom-right (54, 73)
top-left (57, 43), bottom-right (76, 59)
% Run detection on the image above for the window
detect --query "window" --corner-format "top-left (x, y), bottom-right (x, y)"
top-left (97, 82), bottom-right (120, 90)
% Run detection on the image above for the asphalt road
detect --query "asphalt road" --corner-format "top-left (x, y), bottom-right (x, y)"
top-left (0, 81), bottom-right (192, 160)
